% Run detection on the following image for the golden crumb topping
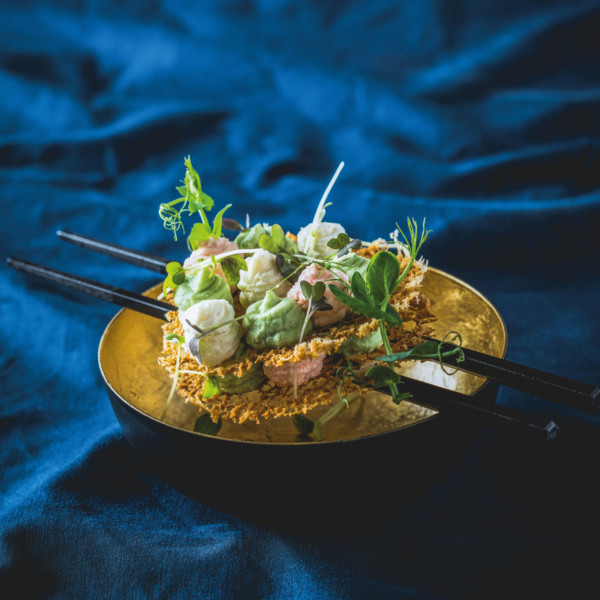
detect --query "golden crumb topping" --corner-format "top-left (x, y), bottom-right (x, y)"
top-left (158, 247), bottom-right (435, 424)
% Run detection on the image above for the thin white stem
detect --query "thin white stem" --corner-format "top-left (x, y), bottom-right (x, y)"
top-left (303, 161), bottom-right (345, 254)
top-left (294, 297), bottom-right (313, 399)
top-left (161, 341), bottom-right (182, 421)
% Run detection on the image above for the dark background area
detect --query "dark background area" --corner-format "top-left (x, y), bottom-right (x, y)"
top-left (1, 1), bottom-right (599, 598)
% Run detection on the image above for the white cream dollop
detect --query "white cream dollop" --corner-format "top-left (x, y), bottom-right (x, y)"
top-left (179, 299), bottom-right (242, 367)
top-left (297, 222), bottom-right (346, 258)
top-left (237, 249), bottom-right (292, 308)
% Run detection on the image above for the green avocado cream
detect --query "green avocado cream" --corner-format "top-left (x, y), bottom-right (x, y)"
top-left (217, 362), bottom-right (266, 394)
top-left (340, 330), bottom-right (384, 356)
top-left (174, 268), bottom-right (233, 311)
top-left (243, 291), bottom-right (311, 349)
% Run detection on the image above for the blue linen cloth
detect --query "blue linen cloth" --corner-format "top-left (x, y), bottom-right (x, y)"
top-left (1, 1), bottom-right (599, 598)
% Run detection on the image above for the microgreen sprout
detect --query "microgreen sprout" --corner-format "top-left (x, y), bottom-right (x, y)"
top-left (291, 281), bottom-right (333, 399)
top-left (178, 369), bottom-right (221, 399)
top-left (258, 224), bottom-right (289, 255)
top-left (394, 217), bottom-right (431, 285)
top-left (326, 232), bottom-right (362, 258)
top-left (158, 156), bottom-right (232, 250)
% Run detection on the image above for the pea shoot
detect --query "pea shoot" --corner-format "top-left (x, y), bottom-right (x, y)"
top-left (158, 156), bottom-right (232, 251)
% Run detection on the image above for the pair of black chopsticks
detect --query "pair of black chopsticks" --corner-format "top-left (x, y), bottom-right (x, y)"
top-left (7, 230), bottom-right (599, 443)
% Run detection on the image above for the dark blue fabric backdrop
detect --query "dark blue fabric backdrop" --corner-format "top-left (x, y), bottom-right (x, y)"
top-left (2, 1), bottom-right (600, 598)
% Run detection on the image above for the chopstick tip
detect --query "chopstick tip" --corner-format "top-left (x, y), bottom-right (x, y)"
top-left (546, 421), bottom-right (559, 443)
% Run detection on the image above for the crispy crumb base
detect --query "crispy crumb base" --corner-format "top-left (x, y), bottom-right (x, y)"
top-left (158, 245), bottom-right (436, 424)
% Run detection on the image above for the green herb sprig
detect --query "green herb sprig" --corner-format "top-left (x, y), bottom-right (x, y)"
top-left (328, 219), bottom-right (430, 404)
top-left (158, 156), bottom-right (232, 250)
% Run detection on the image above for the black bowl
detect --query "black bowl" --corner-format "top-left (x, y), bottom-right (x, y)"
top-left (99, 267), bottom-right (506, 529)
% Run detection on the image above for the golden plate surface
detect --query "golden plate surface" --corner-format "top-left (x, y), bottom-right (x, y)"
top-left (98, 267), bottom-right (507, 444)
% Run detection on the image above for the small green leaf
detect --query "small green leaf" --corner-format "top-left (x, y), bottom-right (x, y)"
top-left (292, 414), bottom-right (314, 435)
top-left (327, 232), bottom-right (351, 250)
top-left (202, 376), bottom-right (220, 399)
top-left (211, 203), bottom-right (232, 239)
top-left (276, 254), bottom-right (300, 279)
top-left (164, 333), bottom-right (185, 344)
top-left (194, 413), bottom-right (222, 436)
top-left (270, 224), bottom-right (286, 247)
top-left (187, 221), bottom-right (212, 251)
top-left (327, 233), bottom-right (361, 257)
top-left (258, 224), bottom-right (292, 255)
top-left (349, 271), bottom-right (371, 304)
top-left (163, 274), bottom-right (177, 296)
top-left (258, 232), bottom-right (278, 254)
top-left (336, 239), bottom-right (362, 258)
top-left (171, 270), bottom-right (186, 285)
top-left (329, 285), bottom-right (388, 321)
top-left (384, 304), bottom-right (403, 327)
top-left (366, 251), bottom-right (400, 307)
top-left (183, 156), bottom-right (214, 214)
top-left (365, 365), bottom-right (404, 387)
top-left (166, 261), bottom-right (183, 275)
top-left (219, 254), bottom-right (248, 286)
top-left (300, 280), bottom-right (325, 303)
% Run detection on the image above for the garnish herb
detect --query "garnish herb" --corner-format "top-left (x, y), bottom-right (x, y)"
top-left (160, 158), bottom-right (464, 441)
top-left (219, 254), bottom-right (248, 287)
top-left (275, 253), bottom-right (303, 281)
top-left (162, 333), bottom-right (220, 419)
top-left (326, 232), bottom-right (362, 258)
top-left (178, 369), bottom-right (221, 399)
top-left (329, 219), bottom-right (430, 404)
top-left (163, 261), bottom-right (186, 296)
top-left (158, 156), bottom-right (232, 250)
top-left (258, 224), bottom-right (289, 255)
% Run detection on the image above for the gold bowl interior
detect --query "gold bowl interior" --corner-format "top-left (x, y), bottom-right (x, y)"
top-left (98, 267), bottom-right (507, 444)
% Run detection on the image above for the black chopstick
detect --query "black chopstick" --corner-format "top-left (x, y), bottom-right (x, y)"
top-left (6, 257), bottom-right (173, 321)
top-left (425, 336), bottom-right (600, 415)
top-left (55, 230), bottom-right (599, 417)
top-left (56, 230), bottom-right (170, 274)
top-left (398, 376), bottom-right (558, 443)
top-left (7, 256), bottom-right (559, 442)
